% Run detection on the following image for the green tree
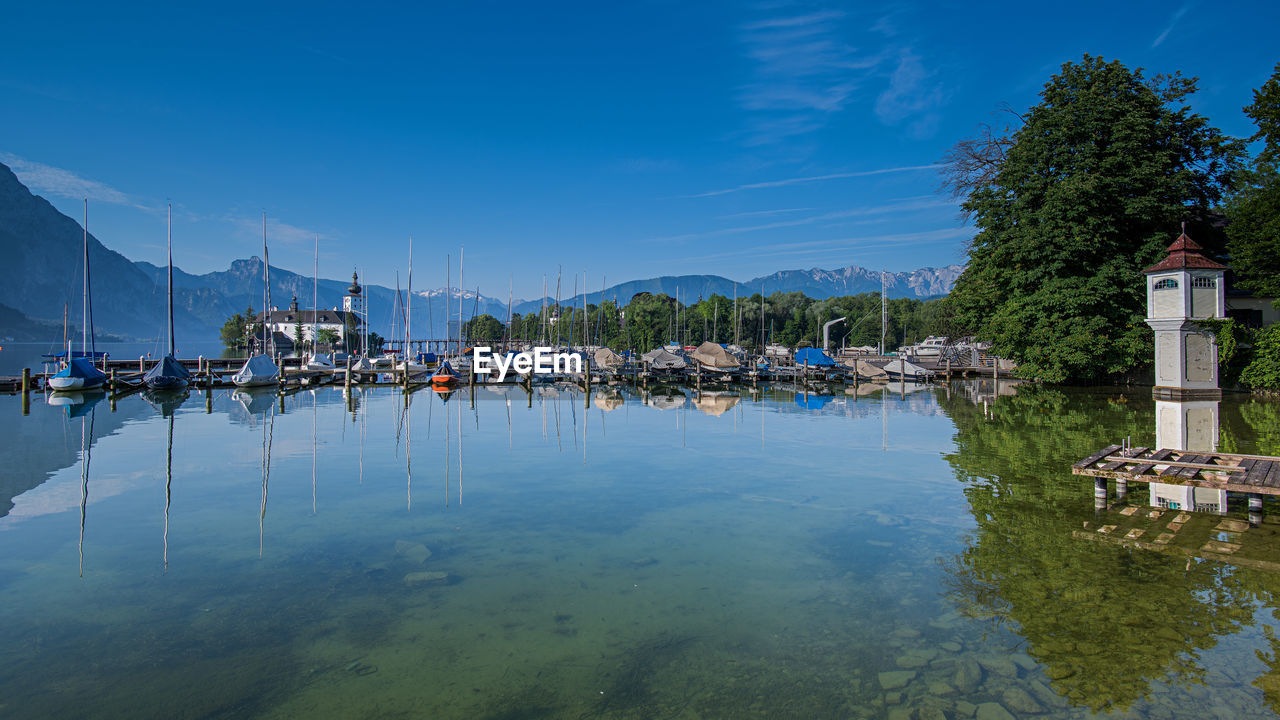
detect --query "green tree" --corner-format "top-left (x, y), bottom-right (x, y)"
top-left (219, 306), bottom-right (258, 350)
top-left (1226, 63), bottom-right (1280, 301)
top-left (219, 310), bottom-right (247, 349)
top-left (944, 55), bottom-right (1242, 382)
top-left (462, 313), bottom-right (506, 341)
top-left (316, 327), bottom-right (340, 346)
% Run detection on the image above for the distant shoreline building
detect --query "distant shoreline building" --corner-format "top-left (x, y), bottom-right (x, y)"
top-left (257, 272), bottom-right (366, 352)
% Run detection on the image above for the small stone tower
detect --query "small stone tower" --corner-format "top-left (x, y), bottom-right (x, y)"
top-left (1143, 227), bottom-right (1226, 399)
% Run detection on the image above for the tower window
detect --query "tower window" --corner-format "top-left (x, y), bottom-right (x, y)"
top-left (1191, 277), bottom-right (1216, 289)
top-left (1153, 278), bottom-right (1178, 290)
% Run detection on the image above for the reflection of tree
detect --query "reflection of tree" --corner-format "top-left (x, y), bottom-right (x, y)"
top-left (939, 385), bottom-right (1257, 712)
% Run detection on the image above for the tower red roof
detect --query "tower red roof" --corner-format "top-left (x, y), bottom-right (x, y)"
top-left (1142, 231), bottom-right (1227, 274)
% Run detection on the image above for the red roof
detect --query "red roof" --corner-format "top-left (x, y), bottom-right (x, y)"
top-left (1143, 232), bottom-right (1227, 274)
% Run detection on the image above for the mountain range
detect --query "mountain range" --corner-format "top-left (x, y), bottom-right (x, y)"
top-left (0, 161), bottom-right (962, 343)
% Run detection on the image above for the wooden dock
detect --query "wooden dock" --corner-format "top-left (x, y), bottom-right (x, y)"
top-left (1073, 444), bottom-right (1280, 495)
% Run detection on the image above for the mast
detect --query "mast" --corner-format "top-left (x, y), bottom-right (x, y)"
top-left (167, 204), bottom-right (175, 357)
top-left (313, 234), bottom-right (319, 356)
top-left (880, 271), bottom-right (887, 355)
top-left (459, 248), bottom-right (464, 354)
top-left (262, 212), bottom-right (269, 353)
top-left (82, 199), bottom-right (88, 356)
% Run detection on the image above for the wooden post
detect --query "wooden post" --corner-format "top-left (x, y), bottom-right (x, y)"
top-left (198, 355), bottom-right (205, 375)
top-left (803, 359), bottom-right (808, 391)
top-left (110, 368), bottom-right (118, 391)
top-left (1094, 478), bottom-right (1107, 512)
top-left (945, 356), bottom-right (951, 379)
top-left (139, 356), bottom-right (145, 372)
top-left (21, 368), bottom-right (30, 415)
top-left (993, 357), bottom-right (999, 382)
top-left (345, 355), bottom-right (352, 391)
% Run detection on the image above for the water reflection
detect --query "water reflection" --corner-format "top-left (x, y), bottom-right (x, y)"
top-left (0, 382), bottom-right (1278, 719)
top-left (940, 384), bottom-right (1280, 714)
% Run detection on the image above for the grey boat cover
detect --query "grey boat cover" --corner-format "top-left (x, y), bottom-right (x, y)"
top-left (881, 358), bottom-right (930, 379)
top-left (593, 347), bottom-right (625, 369)
top-left (690, 342), bottom-right (739, 370)
top-left (844, 358), bottom-right (889, 380)
top-left (641, 348), bottom-right (687, 370)
top-left (233, 354), bottom-right (279, 385)
top-left (350, 356), bottom-right (379, 372)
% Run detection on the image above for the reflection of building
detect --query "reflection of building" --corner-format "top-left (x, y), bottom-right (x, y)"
top-left (1151, 399), bottom-right (1226, 513)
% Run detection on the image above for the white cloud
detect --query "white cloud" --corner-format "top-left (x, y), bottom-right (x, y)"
top-left (650, 196), bottom-right (957, 243)
top-left (0, 152), bottom-right (142, 208)
top-left (228, 215), bottom-right (330, 246)
top-left (686, 164), bottom-right (939, 198)
top-left (874, 50), bottom-right (945, 137)
top-left (738, 8), bottom-right (882, 145)
top-left (1152, 3), bottom-right (1193, 48)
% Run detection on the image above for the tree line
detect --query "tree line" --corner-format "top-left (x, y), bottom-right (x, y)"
top-left (462, 291), bottom-right (954, 353)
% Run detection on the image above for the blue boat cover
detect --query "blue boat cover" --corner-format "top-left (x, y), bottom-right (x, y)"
top-left (794, 348), bottom-right (836, 366)
top-left (51, 357), bottom-right (107, 385)
top-left (144, 355), bottom-right (192, 386)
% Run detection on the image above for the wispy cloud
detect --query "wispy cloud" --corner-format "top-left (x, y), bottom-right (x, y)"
top-left (738, 8), bottom-right (881, 145)
top-left (717, 207), bottom-right (813, 219)
top-left (649, 196), bottom-right (956, 243)
top-left (228, 215), bottom-right (332, 246)
top-left (1152, 3), bottom-right (1193, 48)
top-left (686, 164), bottom-right (939, 198)
top-left (874, 49), bottom-right (946, 138)
top-left (675, 227), bottom-right (972, 264)
top-left (0, 152), bottom-right (144, 208)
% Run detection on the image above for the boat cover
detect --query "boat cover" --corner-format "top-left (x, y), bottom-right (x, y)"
top-left (881, 358), bottom-right (930, 379)
top-left (51, 357), bottom-right (107, 386)
top-left (844, 358), bottom-right (889, 380)
top-left (233, 354), bottom-right (279, 384)
top-left (641, 348), bottom-right (687, 370)
top-left (144, 355), bottom-right (192, 386)
top-left (690, 342), bottom-right (739, 370)
top-left (594, 347), bottom-right (625, 369)
top-left (793, 348), bottom-right (836, 367)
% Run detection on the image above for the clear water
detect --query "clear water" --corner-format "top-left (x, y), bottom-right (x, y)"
top-left (1, 380), bottom-right (1279, 719)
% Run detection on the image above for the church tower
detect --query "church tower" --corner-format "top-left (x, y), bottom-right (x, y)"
top-left (1143, 227), bottom-right (1226, 400)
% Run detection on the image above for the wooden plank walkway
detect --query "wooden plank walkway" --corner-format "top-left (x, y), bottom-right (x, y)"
top-left (1074, 446), bottom-right (1280, 495)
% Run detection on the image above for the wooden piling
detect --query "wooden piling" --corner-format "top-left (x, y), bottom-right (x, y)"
top-left (21, 367), bottom-right (30, 395)
top-left (139, 356), bottom-right (145, 372)
top-left (110, 368), bottom-right (118, 391)
top-left (345, 355), bottom-right (352, 391)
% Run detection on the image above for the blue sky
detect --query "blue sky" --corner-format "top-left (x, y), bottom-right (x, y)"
top-left (2, 1), bottom-right (1276, 300)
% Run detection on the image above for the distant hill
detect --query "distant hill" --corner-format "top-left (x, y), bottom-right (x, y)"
top-left (0, 163), bottom-right (216, 341)
top-left (510, 265), bottom-right (963, 316)
top-left (0, 160), bottom-right (963, 343)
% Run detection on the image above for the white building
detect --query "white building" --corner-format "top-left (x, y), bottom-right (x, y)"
top-left (258, 272), bottom-right (366, 351)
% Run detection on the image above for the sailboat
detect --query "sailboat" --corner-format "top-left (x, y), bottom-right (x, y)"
top-left (233, 213), bottom-right (281, 387)
top-left (144, 205), bottom-right (192, 390)
top-left (50, 200), bottom-right (108, 392)
top-left (303, 234), bottom-right (336, 371)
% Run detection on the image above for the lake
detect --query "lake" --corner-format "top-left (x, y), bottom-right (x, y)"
top-left (1, 380), bottom-right (1278, 719)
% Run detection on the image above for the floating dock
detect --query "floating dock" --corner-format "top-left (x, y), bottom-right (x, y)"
top-left (1073, 445), bottom-right (1280, 495)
